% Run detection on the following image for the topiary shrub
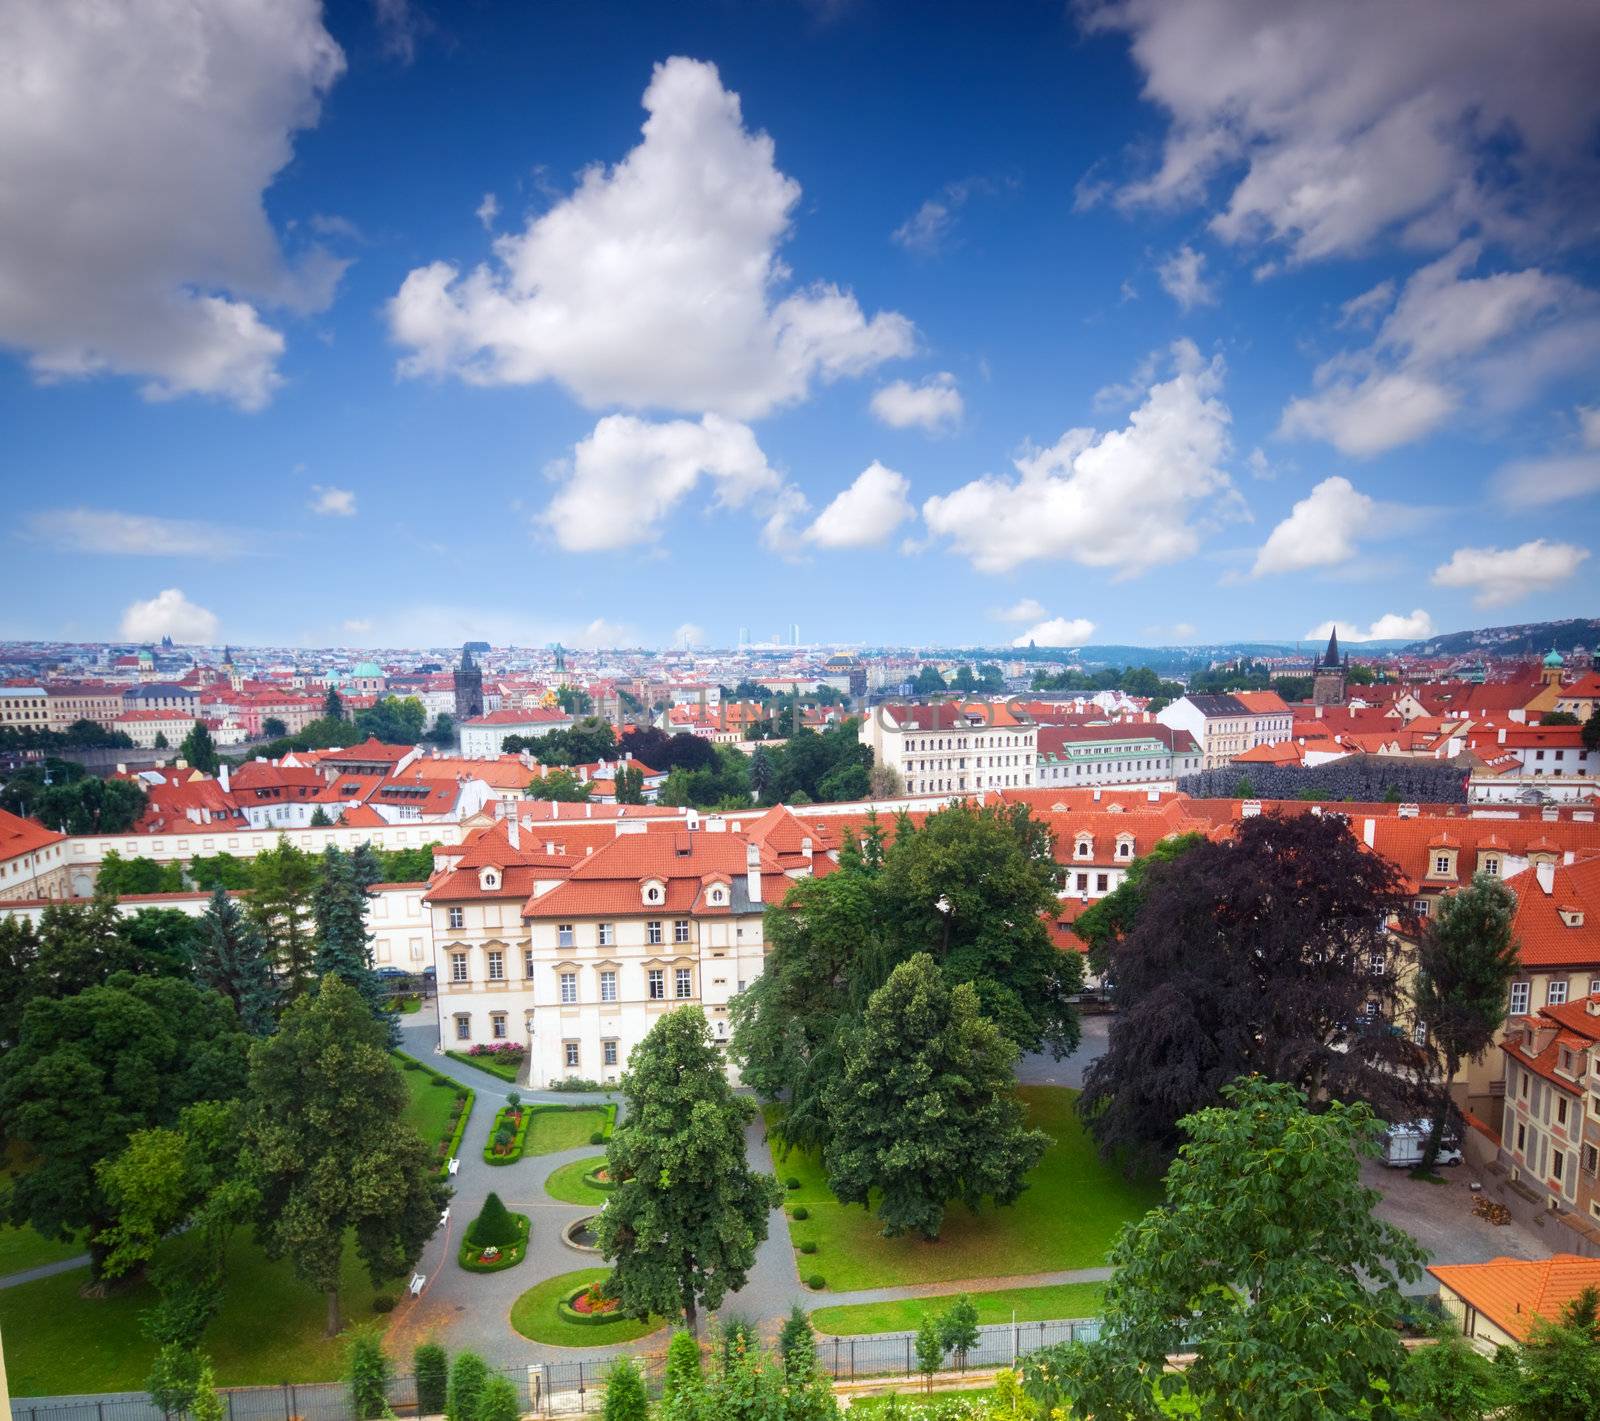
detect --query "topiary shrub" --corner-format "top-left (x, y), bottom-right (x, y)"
top-left (589, 1130), bottom-right (606, 1146)
top-left (371, 1293), bottom-right (396, 1314)
top-left (430, 1077), bottom-right (456, 1089)
top-left (799, 1241), bottom-right (817, 1255)
top-left (446, 1353), bottom-right (488, 1421)
top-left (807, 1274), bottom-right (825, 1290)
top-left (786, 1176), bottom-right (801, 1190)
top-left (402, 1060), bottom-right (424, 1071)
top-left (477, 1377), bottom-right (520, 1421)
top-left (791, 1206), bottom-right (809, 1221)
top-left (345, 1334), bottom-right (392, 1421)
top-left (469, 1192), bottom-right (519, 1249)
top-left (414, 1344), bottom-right (449, 1416)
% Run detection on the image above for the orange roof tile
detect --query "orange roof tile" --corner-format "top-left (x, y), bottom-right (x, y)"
top-left (1428, 1255), bottom-right (1600, 1342)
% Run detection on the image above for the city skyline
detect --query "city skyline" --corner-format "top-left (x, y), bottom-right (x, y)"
top-left (3, 1), bottom-right (1599, 650)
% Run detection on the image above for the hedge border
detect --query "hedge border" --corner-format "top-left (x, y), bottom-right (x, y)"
top-left (523, 1101), bottom-right (618, 1147)
top-left (457, 1211), bottom-right (531, 1273)
top-left (581, 1165), bottom-right (617, 1192)
top-left (484, 1105), bottom-right (534, 1165)
top-left (393, 1051), bottom-right (475, 1181)
top-left (556, 1283), bottom-right (630, 1326)
top-left (446, 1048), bottom-right (523, 1083)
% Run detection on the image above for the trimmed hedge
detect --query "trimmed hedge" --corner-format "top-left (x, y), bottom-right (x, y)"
top-left (581, 1165), bottom-right (617, 1192)
top-left (446, 1049), bottom-right (521, 1083)
top-left (393, 1050), bottom-right (474, 1181)
top-left (457, 1212), bottom-right (531, 1273)
top-left (556, 1282), bottom-right (630, 1326)
top-left (484, 1105), bottom-right (532, 1165)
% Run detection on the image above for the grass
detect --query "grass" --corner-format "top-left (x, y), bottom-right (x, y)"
top-left (0, 1229), bottom-right (395, 1396)
top-left (398, 996), bottom-right (423, 1014)
top-left (522, 1105), bottom-right (614, 1156)
top-left (545, 1155), bottom-right (614, 1205)
top-left (508, 1268), bottom-right (663, 1347)
top-left (445, 1049), bottom-right (522, 1083)
top-left (400, 1060), bottom-right (468, 1152)
top-left (812, 1282), bottom-right (1107, 1335)
top-left (766, 1086), bottom-right (1160, 1292)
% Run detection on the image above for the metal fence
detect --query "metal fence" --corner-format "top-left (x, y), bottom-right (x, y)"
top-left (12, 1318), bottom-right (1103, 1421)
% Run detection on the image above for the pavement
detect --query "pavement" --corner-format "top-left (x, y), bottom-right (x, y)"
top-left (1363, 1156), bottom-right (1552, 1269)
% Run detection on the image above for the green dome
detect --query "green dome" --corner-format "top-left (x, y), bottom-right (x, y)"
top-left (351, 660), bottom-right (382, 678)
top-left (1543, 648), bottom-right (1565, 668)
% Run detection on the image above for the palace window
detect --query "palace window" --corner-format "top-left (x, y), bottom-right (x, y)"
top-left (450, 953), bottom-right (468, 983)
top-left (600, 970), bottom-right (617, 1003)
top-left (676, 967), bottom-right (693, 999)
top-left (603, 1040), bottom-right (618, 1067)
top-left (647, 920), bottom-right (663, 945)
top-left (674, 919), bottom-right (690, 944)
top-left (454, 1014), bottom-right (471, 1041)
top-left (564, 1041), bottom-right (580, 1069)
top-left (560, 971), bottom-right (577, 1004)
top-left (448, 907), bottom-right (464, 930)
top-left (1549, 980), bottom-right (1569, 1007)
top-left (487, 950), bottom-right (504, 981)
top-left (1510, 981), bottom-right (1531, 1016)
top-left (558, 924), bottom-right (574, 948)
top-left (491, 1012), bottom-right (507, 1040)
top-left (648, 969), bottom-right (665, 1001)
top-left (598, 923), bottom-right (615, 946)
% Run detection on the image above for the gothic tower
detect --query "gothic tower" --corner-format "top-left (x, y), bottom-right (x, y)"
top-left (1312, 627), bottom-right (1347, 707)
top-left (453, 645), bottom-right (484, 721)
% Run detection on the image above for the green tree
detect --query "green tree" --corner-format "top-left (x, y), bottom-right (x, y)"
top-left (262, 717), bottom-right (288, 739)
top-left (914, 1313), bottom-right (943, 1391)
top-left (147, 1342), bottom-right (203, 1416)
top-left (749, 746), bottom-right (776, 803)
top-left (661, 1329), bottom-right (705, 1421)
top-left (467, 1192), bottom-right (519, 1249)
top-left (324, 685), bottom-right (345, 721)
top-left (347, 1333), bottom-right (393, 1420)
top-left (426, 712), bottom-right (455, 746)
top-left (195, 887), bottom-right (278, 1034)
top-left (247, 975), bottom-right (448, 1334)
top-left (595, 1007), bottom-right (782, 1333)
top-left (1399, 1323), bottom-right (1503, 1420)
top-left (556, 686), bottom-right (594, 715)
top-left (179, 720), bottom-right (220, 775)
top-left (525, 768), bottom-right (592, 801)
top-left (823, 955), bottom-right (1047, 1239)
top-left (248, 837), bottom-right (319, 998)
top-left (912, 666), bottom-right (947, 695)
top-left (476, 1376), bottom-right (519, 1421)
top-left (603, 1358), bottom-right (650, 1421)
top-left (309, 806), bottom-right (333, 826)
top-left (414, 1343), bottom-right (450, 1415)
top-left (614, 764), bottom-right (645, 804)
top-left (191, 1358), bottom-right (225, 1421)
top-left (1540, 710), bottom-right (1581, 726)
top-left (312, 845), bottom-right (392, 1037)
top-left (1071, 832), bottom-right (1204, 975)
top-left (154, 732), bottom-right (169, 749)
top-left (11, 774), bottom-right (147, 833)
top-left (938, 1295), bottom-right (980, 1371)
top-left (1503, 1286), bottom-right (1600, 1421)
top-left (355, 697), bottom-right (427, 745)
top-left (96, 849), bottom-right (184, 895)
top-left (1042, 1077), bottom-right (1426, 1421)
top-left (1412, 872), bottom-right (1520, 1170)
top-left (189, 852), bottom-right (256, 892)
top-left (447, 1352), bottom-right (489, 1421)
top-left (0, 975), bottom-right (249, 1285)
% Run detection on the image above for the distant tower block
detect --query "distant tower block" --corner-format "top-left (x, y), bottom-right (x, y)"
top-left (453, 645), bottom-right (484, 721)
top-left (1312, 627), bottom-right (1348, 706)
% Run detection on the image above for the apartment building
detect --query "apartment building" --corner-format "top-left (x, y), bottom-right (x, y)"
top-left (460, 707), bottom-right (575, 758)
top-left (1464, 724), bottom-right (1598, 804)
top-left (0, 807), bottom-right (71, 901)
top-left (858, 702), bottom-right (1036, 795)
top-left (1035, 722), bottom-right (1201, 789)
top-left (0, 687), bottom-right (49, 734)
top-left (1156, 690), bottom-right (1292, 770)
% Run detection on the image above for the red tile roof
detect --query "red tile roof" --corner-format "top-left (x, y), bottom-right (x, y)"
top-left (1429, 1254), bottom-right (1600, 1343)
top-left (0, 807), bottom-right (66, 861)
top-left (1503, 857), bottom-right (1600, 967)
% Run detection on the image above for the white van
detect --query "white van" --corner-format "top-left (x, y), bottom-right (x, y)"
top-left (1382, 1120), bottom-right (1463, 1169)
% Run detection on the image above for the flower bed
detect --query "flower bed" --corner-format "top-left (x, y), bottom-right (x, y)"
top-left (446, 1043), bottom-right (524, 1083)
top-left (457, 1211), bottom-right (530, 1273)
top-left (557, 1281), bottom-right (626, 1325)
top-left (483, 1105), bottom-right (533, 1165)
top-left (582, 1165), bottom-right (616, 1191)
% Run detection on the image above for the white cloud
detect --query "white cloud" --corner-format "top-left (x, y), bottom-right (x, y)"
top-left (870, 373), bottom-right (963, 433)
top-left (0, 0), bottom-right (346, 409)
top-left (372, 0), bottom-right (428, 64)
top-left (890, 177), bottom-right (1006, 255)
top-left (1338, 280), bottom-right (1396, 330)
top-left (1012, 616), bottom-right (1096, 648)
top-left (1431, 539), bottom-right (1590, 607)
top-left (1251, 476), bottom-right (1375, 576)
top-left (389, 58), bottom-right (914, 418)
top-left (1143, 621), bottom-right (1198, 642)
top-left (342, 618), bottom-right (373, 635)
top-left (1279, 242), bottom-right (1600, 455)
top-left (308, 485), bottom-right (357, 517)
top-left (475, 193), bottom-right (499, 230)
top-left (1156, 245), bottom-right (1216, 311)
top-left (804, 462), bottom-right (914, 549)
top-left (672, 622), bottom-right (706, 647)
top-left (1304, 610), bottom-right (1434, 642)
top-left (541, 412), bottom-right (801, 554)
top-left (995, 598), bottom-right (1047, 624)
top-left (573, 617), bottom-right (636, 649)
top-left (1581, 407), bottom-right (1600, 448)
top-left (25, 508), bottom-right (246, 559)
top-left (923, 340), bottom-right (1233, 577)
top-left (1246, 447), bottom-right (1273, 480)
top-left (1493, 405), bottom-right (1600, 507)
top-left (1080, 0), bottom-right (1600, 262)
top-left (119, 588), bottom-right (219, 643)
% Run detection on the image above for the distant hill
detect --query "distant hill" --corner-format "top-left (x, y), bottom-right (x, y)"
top-left (1402, 618), bottom-right (1600, 660)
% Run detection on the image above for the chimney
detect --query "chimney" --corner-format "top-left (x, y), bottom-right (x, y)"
top-left (551, 800), bottom-right (559, 820)
top-left (746, 840), bottom-right (762, 903)
top-left (507, 815), bottom-right (520, 850)
top-left (1498, 727), bottom-right (1507, 745)
top-left (1363, 818), bottom-right (1376, 848)
top-left (1536, 861), bottom-right (1555, 894)
top-left (218, 762), bottom-right (230, 793)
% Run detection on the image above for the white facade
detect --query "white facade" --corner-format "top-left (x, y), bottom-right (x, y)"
top-left (460, 712), bottom-right (575, 758)
top-left (1036, 729), bottom-right (1201, 789)
top-left (1157, 693), bottom-right (1293, 770)
top-left (859, 704), bottom-right (1036, 796)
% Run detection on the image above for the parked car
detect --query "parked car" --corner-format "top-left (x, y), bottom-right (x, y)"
top-left (1382, 1119), bottom-right (1463, 1168)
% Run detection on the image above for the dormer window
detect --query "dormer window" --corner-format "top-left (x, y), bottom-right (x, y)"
top-left (641, 879), bottom-right (665, 906)
top-left (480, 870), bottom-right (498, 889)
top-left (1074, 835), bottom-right (1093, 859)
top-left (1560, 908), bottom-right (1585, 928)
top-left (709, 886), bottom-right (726, 905)
top-left (1114, 836), bottom-right (1134, 860)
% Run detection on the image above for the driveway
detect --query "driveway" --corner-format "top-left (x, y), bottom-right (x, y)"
top-left (1362, 1157), bottom-right (1552, 1269)
top-left (1017, 1013), bottom-right (1109, 1088)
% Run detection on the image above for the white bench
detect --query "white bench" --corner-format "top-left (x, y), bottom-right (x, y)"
top-left (409, 1274), bottom-right (426, 1297)
top-left (448, 1158), bottom-right (460, 1176)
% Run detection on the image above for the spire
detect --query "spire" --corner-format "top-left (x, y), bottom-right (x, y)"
top-left (1322, 627), bottom-right (1341, 667)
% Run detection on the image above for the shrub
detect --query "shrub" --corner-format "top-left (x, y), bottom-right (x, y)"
top-left (371, 1293), bottom-right (396, 1314)
top-left (550, 1076), bottom-right (607, 1093)
top-left (590, 1130), bottom-right (606, 1145)
top-left (402, 1060), bottom-right (424, 1071)
top-left (791, 1206), bottom-right (809, 1221)
top-left (807, 1274), bottom-right (825, 1290)
top-left (603, 1358), bottom-right (648, 1421)
top-left (786, 1177), bottom-right (801, 1190)
top-left (430, 1077), bottom-right (456, 1089)
top-left (446, 1353), bottom-right (488, 1421)
top-left (476, 1376), bottom-right (520, 1421)
top-left (506, 1091), bottom-right (521, 1112)
top-left (414, 1344), bottom-right (449, 1416)
top-left (346, 1334), bottom-right (392, 1420)
top-left (799, 1242), bottom-right (817, 1255)
top-left (469, 1192), bottom-right (520, 1249)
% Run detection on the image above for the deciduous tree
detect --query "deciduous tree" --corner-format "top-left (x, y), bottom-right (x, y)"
top-left (1502, 1286), bottom-right (1600, 1421)
top-left (596, 1008), bottom-right (782, 1333)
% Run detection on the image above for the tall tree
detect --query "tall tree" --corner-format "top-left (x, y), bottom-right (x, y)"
top-left (1071, 832), bottom-right (1205, 976)
top-left (195, 887), bottom-right (279, 1034)
top-left (247, 974), bottom-right (447, 1333)
top-left (248, 837), bottom-right (319, 998)
top-left (1080, 811), bottom-right (1415, 1170)
top-left (1035, 1077), bottom-right (1426, 1421)
top-left (823, 954), bottom-right (1047, 1239)
top-left (1412, 872), bottom-right (1521, 1169)
top-left (595, 1007), bottom-right (782, 1333)
top-left (312, 847), bottom-right (393, 1042)
top-left (323, 685), bottom-right (345, 721)
top-left (614, 764), bottom-right (645, 804)
top-left (426, 712), bottom-right (455, 746)
top-left (749, 745), bottom-right (776, 803)
top-left (1503, 1286), bottom-right (1600, 1421)
top-left (0, 975), bottom-right (249, 1286)
top-left (179, 720), bottom-right (220, 775)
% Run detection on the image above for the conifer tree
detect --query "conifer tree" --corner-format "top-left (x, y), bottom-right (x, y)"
top-left (312, 845), bottom-right (393, 1040)
top-left (194, 887), bottom-right (278, 1034)
top-left (602, 1359), bottom-right (649, 1421)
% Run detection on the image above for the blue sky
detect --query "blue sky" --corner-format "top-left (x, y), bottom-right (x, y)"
top-left (3, 0), bottom-right (1598, 651)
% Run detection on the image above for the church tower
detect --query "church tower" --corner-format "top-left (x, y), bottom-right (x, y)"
top-left (1312, 627), bottom-right (1347, 707)
top-left (453, 645), bottom-right (484, 722)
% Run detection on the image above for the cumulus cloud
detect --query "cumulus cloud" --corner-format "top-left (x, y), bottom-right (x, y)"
top-left (0, 0), bottom-right (346, 409)
top-left (308, 485), bottom-right (357, 517)
top-left (870, 373), bottom-right (963, 433)
top-left (342, 618), bottom-right (373, 635)
top-left (572, 617), bottom-right (636, 649)
top-left (1431, 539), bottom-right (1590, 607)
top-left (1304, 610), bottom-right (1434, 642)
top-left (1251, 476), bottom-right (1375, 576)
top-left (922, 340), bottom-right (1233, 577)
top-left (25, 508), bottom-right (247, 559)
top-left (1012, 616), bottom-right (1096, 648)
top-left (1279, 243), bottom-right (1600, 455)
top-left (541, 413), bottom-right (801, 554)
top-left (1492, 404), bottom-right (1600, 507)
top-left (995, 598), bottom-right (1048, 624)
top-left (389, 58), bottom-right (914, 418)
top-left (672, 622), bottom-right (706, 647)
top-left (804, 462), bottom-right (914, 549)
top-left (1080, 0), bottom-right (1600, 262)
top-left (475, 193), bottom-right (499, 230)
top-left (119, 588), bottom-right (219, 643)
top-left (1157, 245), bottom-right (1216, 311)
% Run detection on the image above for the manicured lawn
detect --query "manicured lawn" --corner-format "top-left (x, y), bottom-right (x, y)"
top-left (0, 1230), bottom-right (395, 1395)
top-left (767, 1086), bottom-right (1159, 1292)
top-left (811, 1282), bottom-right (1106, 1335)
top-left (508, 1268), bottom-right (663, 1348)
top-left (400, 1064), bottom-right (467, 1151)
top-left (545, 1155), bottom-right (614, 1205)
top-left (522, 1105), bottom-right (614, 1156)
top-left (446, 1049), bottom-right (522, 1083)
